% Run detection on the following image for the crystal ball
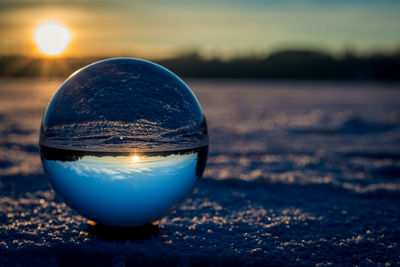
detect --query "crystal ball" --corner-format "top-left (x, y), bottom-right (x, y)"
top-left (39, 58), bottom-right (208, 227)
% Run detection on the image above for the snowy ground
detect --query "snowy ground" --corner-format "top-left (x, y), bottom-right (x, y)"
top-left (1, 79), bottom-right (400, 266)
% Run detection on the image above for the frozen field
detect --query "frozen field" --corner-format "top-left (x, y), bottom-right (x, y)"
top-left (1, 79), bottom-right (400, 266)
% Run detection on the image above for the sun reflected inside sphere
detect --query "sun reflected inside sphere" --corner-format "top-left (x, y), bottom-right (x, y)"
top-left (131, 155), bottom-right (139, 163)
top-left (34, 21), bottom-right (70, 56)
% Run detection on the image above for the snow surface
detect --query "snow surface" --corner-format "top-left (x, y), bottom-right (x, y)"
top-left (1, 79), bottom-right (400, 266)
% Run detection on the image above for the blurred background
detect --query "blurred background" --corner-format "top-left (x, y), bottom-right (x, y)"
top-left (1, 0), bottom-right (400, 79)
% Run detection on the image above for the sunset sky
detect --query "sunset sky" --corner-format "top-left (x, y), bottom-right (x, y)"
top-left (1, 0), bottom-right (400, 59)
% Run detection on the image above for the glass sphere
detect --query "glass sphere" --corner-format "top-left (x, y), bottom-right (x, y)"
top-left (39, 58), bottom-right (208, 227)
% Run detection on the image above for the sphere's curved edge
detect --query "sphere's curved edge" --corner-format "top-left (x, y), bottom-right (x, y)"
top-left (67, 57), bottom-right (152, 79)
top-left (69, 57), bottom-right (175, 83)
top-left (66, 57), bottom-right (203, 114)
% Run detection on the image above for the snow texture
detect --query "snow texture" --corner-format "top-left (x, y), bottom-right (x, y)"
top-left (1, 79), bottom-right (400, 266)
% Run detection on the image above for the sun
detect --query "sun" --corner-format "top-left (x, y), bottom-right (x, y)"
top-left (131, 155), bottom-right (139, 163)
top-left (34, 21), bottom-right (70, 56)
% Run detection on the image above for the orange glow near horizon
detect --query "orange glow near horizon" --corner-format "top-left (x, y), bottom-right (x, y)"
top-left (0, 1), bottom-right (398, 59)
top-left (34, 21), bottom-right (71, 56)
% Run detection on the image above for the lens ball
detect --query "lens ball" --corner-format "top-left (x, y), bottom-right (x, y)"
top-left (40, 58), bottom-right (208, 227)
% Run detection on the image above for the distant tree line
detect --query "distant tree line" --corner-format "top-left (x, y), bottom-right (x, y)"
top-left (1, 49), bottom-right (399, 80)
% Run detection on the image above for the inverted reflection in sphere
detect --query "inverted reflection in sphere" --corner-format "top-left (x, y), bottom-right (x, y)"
top-left (40, 58), bottom-right (208, 227)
